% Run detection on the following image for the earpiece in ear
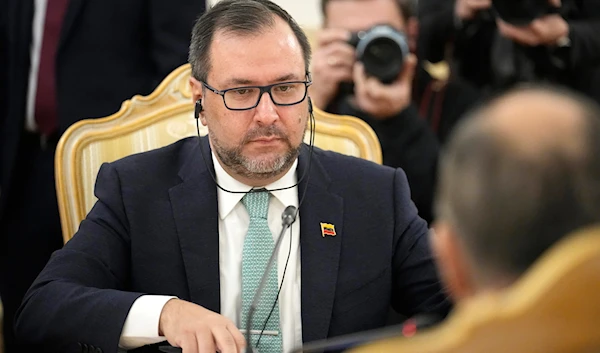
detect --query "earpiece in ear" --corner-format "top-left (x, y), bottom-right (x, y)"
top-left (194, 99), bottom-right (203, 119)
top-left (308, 96), bottom-right (313, 114)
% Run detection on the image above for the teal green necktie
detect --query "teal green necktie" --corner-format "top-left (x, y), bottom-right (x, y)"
top-left (241, 191), bottom-right (282, 353)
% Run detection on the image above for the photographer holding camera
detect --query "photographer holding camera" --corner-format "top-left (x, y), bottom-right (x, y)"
top-left (311, 23), bottom-right (417, 120)
top-left (312, 0), bottom-right (480, 223)
top-left (419, 0), bottom-right (600, 98)
top-left (313, 0), bottom-right (437, 222)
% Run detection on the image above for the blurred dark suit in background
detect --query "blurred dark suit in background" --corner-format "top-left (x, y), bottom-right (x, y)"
top-left (0, 1), bottom-right (205, 352)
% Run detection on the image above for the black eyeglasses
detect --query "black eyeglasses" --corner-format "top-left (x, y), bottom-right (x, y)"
top-left (202, 79), bottom-right (312, 111)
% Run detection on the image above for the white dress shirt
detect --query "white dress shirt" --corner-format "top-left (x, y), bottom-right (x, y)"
top-left (119, 152), bottom-right (303, 353)
top-left (26, 0), bottom-right (48, 132)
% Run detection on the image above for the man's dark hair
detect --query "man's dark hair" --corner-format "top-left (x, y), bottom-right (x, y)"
top-left (321, 0), bottom-right (416, 23)
top-left (436, 84), bottom-right (600, 280)
top-left (189, 0), bottom-right (312, 82)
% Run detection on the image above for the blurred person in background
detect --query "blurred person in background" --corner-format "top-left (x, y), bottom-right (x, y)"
top-left (312, 0), bottom-right (480, 223)
top-left (0, 1), bottom-right (205, 352)
top-left (1, 0), bottom-right (7, 137)
top-left (418, 0), bottom-right (600, 100)
top-left (433, 84), bottom-right (600, 304)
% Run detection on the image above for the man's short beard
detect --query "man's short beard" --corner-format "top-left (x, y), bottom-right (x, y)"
top-left (210, 125), bottom-right (304, 181)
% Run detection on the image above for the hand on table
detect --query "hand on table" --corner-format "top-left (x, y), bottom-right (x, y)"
top-left (159, 299), bottom-right (246, 353)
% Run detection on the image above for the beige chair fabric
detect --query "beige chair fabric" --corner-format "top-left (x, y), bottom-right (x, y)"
top-left (55, 63), bottom-right (382, 243)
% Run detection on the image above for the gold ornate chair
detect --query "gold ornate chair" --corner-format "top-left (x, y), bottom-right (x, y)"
top-left (350, 226), bottom-right (600, 353)
top-left (55, 63), bottom-right (382, 243)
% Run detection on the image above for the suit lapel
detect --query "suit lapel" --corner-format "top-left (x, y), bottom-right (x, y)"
top-left (169, 138), bottom-right (221, 313)
top-left (298, 146), bottom-right (344, 343)
top-left (58, 0), bottom-right (87, 53)
top-left (168, 140), bottom-right (345, 336)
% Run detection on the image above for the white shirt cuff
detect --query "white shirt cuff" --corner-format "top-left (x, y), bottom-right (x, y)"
top-left (119, 295), bottom-right (177, 350)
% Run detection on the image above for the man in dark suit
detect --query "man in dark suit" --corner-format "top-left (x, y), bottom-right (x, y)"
top-left (14, 1), bottom-right (450, 352)
top-left (0, 1), bottom-right (204, 352)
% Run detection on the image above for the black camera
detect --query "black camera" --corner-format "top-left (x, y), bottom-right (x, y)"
top-left (348, 24), bottom-right (409, 84)
top-left (492, 0), bottom-right (559, 25)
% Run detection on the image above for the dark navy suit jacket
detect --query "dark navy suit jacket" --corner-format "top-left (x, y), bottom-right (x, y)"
top-left (15, 136), bottom-right (450, 353)
top-left (0, 0), bottom-right (204, 218)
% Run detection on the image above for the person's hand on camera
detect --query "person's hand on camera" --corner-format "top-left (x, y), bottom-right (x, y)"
top-left (310, 28), bottom-right (355, 109)
top-left (455, 0), bottom-right (492, 21)
top-left (352, 53), bottom-right (417, 120)
top-left (496, 0), bottom-right (568, 46)
top-left (159, 299), bottom-right (246, 353)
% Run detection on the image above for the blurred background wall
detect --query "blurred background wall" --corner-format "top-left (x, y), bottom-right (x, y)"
top-left (207, 0), bottom-right (324, 29)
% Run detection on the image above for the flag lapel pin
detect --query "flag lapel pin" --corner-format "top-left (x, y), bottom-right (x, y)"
top-left (320, 222), bottom-right (336, 237)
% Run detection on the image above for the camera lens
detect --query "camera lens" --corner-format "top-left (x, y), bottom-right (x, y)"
top-left (366, 39), bottom-right (399, 65)
top-left (352, 25), bottom-right (409, 84)
top-left (363, 38), bottom-right (405, 83)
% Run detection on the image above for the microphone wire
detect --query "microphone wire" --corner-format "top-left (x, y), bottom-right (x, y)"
top-left (194, 100), bottom-right (316, 350)
top-left (256, 220), bottom-right (293, 348)
top-left (254, 111), bottom-right (315, 349)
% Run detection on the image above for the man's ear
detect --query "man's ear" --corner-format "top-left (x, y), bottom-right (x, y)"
top-left (189, 77), bottom-right (207, 126)
top-left (407, 17), bottom-right (419, 54)
top-left (431, 221), bottom-right (476, 302)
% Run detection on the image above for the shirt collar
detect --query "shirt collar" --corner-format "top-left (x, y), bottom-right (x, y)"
top-left (211, 152), bottom-right (299, 220)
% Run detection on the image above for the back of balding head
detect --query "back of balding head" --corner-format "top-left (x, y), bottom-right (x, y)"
top-left (485, 89), bottom-right (585, 158)
top-left (436, 84), bottom-right (600, 283)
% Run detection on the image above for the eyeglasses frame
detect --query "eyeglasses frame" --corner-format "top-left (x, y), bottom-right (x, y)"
top-left (201, 76), bottom-right (313, 111)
